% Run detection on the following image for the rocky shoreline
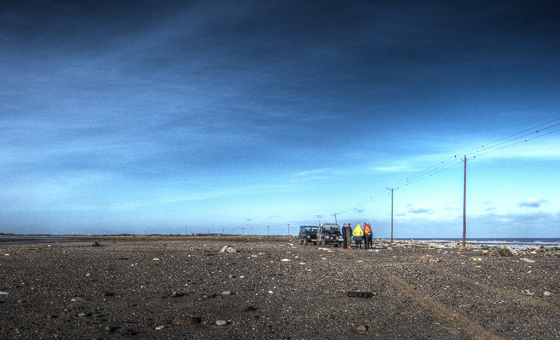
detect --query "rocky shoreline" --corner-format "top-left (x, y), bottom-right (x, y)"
top-left (1, 237), bottom-right (559, 339)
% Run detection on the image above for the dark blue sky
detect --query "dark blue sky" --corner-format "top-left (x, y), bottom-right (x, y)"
top-left (1, 1), bottom-right (559, 236)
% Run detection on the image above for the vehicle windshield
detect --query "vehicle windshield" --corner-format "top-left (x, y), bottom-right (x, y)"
top-left (304, 227), bottom-right (317, 232)
top-left (324, 227), bottom-right (340, 232)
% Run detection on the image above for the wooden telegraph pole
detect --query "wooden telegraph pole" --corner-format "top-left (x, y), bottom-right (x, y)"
top-left (386, 187), bottom-right (399, 243)
top-left (460, 156), bottom-right (474, 248)
top-left (331, 214), bottom-right (338, 224)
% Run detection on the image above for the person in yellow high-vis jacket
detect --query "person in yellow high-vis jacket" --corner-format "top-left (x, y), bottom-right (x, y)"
top-left (352, 224), bottom-right (364, 249)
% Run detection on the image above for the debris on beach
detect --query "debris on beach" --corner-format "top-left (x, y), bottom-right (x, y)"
top-left (172, 316), bottom-right (201, 325)
top-left (92, 242), bottom-right (101, 247)
top-left (169, 292), bottom-right (183, 298)
top-left (420, 254), bottom-right (441, 263)
top-left (520, 258), bottom-right (536, 263)
top-left (347, 291), bottom-right (376, 298)
top-left (219, 245), bottom-right (236, 253)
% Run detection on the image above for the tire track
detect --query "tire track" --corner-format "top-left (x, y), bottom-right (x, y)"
top-left (346, 251), bottom-right (506, 340)
top-left (410, 261), bottom-right (560, 314)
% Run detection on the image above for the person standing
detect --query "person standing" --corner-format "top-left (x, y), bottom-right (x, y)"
top-left (364, 223), bottom-right (372, 249)
top-left (352, 224), bottom-right (364, 249)
top-left (345, 223), bottom-right (353, 249)
top-left (341, 223), bottom-right (348, 249)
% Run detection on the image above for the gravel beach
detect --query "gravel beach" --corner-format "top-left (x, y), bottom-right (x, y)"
top-left (1, 236), bottom-right (559, 339)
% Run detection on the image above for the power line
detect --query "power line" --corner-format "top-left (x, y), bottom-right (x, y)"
top-left (332, 117), bottom-right (560, 217)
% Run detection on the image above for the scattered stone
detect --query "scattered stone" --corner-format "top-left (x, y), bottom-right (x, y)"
top-left (172, 316), bottom-right (201, 325)
top-left (155, 325), bottom-right (167, 330)
top-left (153, 258), bottom-right (160, 261)
top-left (72, 297), bottom-right (87, 302)
top-left (281, 259), bottom-right (291, 261)
top-left (170, 292), bottom-right (183, 298)
top-left (92, 242), bottom-right (101, 247)
top-left (470, 257), bottom-right (483, 261)
top-left (216, 320), bottom-right (228, 326)
top-left (46, 314), bottom-right (58, 318)
top-left (420, 254), bottom-right (441, 263)
top-left (543, 291), bottom-right (552, 297)
top-left (221, 291), bottom-right (232, 296)
top-left (78, 312), bottom-right (91, 317)
top-left (219, 245), bottom-right (236, 253)
top-left (520, 258), bottom-right (536, 263)
top-left (100, 292), bottom-right (113, 297)
top-left (0, 291), bottom-right (9, 295)
top-left (523, 289), bottom-right (534, 296)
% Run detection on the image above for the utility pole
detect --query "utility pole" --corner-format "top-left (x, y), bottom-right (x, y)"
top-left (331, 214), bottom-right (338, 224)
top-left (460, 156), bottom-right (474, 248)
top-left (287, 224), bottom-right (290, 236)
top-left (386, 187), bottom-right (399, 243)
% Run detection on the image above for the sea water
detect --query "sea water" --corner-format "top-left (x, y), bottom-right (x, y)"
top-left (395, 238), bottom-right (560, 248)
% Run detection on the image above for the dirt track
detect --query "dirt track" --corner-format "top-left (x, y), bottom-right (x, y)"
top-left (0, 237), bottom-right (559, 339)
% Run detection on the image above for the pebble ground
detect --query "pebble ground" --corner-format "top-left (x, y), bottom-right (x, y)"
top-left (0, 236), bottom-right (559, 339)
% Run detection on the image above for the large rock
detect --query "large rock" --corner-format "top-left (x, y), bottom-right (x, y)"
top-left (496, 244), bottom-right (517, 256)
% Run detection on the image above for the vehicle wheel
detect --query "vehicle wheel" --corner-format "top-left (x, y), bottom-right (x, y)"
top-left (303, 239), bottom-right (308, 245)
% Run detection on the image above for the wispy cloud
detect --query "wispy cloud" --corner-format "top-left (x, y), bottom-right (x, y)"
top-left (405, 204), bottom-right (434, 214)
top-left (518, 197), bottom-right (548, 208)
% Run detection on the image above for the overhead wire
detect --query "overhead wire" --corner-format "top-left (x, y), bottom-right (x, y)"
top-left (332, 117), bottom-right (560, 217)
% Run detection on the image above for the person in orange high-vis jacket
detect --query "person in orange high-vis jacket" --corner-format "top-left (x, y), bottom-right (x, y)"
top-left (363, 223), bottom-right (372, 249)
